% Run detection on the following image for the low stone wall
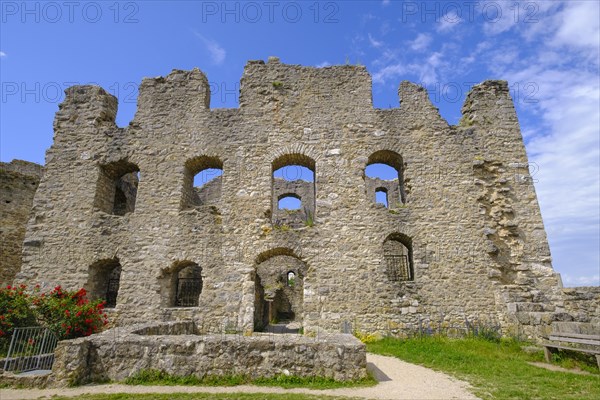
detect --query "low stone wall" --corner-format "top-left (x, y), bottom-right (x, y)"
top-left (52, 321), bottom-right (367, 386)
top-left (562, 287), bottom-right (600, 323)
top-left (0, 370), bottom-right (51, 388)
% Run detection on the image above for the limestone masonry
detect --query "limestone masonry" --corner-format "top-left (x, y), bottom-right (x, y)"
top-left (0, 160), bottom-right (43, 286)
top-left (6, 57), bottom-right (598, 337)
top-left (52, 321), bottom-right (366, 386)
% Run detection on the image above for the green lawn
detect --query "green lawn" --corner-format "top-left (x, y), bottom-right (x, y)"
top-left (367, 336), bottom-right (600, 400)
top-left (123, 369), bottom-right (376, 390)
top-left (11, 336), bottom-right (600, 400)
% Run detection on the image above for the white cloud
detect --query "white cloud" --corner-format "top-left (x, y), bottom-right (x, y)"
top-left (481, 0), bottom-right (520, 36)
top-left (551, 1), bottom-right (600, 51)
top-left (372, 63), bottom-right (406, 84)
top-left (382, 0), bottom-right (390, 6)
top-left (194, 33), bottom-right (226, 65)
top-left (437, 9), bottom-right (463, 32)
top-left (562, 274), bottom-right (600, 287)
top-left (489, 47), bottom-right (519, 68)
top-left (368, 33), bottom-right (384, 49)
top-left (410, 33), bottom-right (432, 52)
top-left (316, 61), bottom-right (331, 68)
top-left (0, 51), bottom-right (6, 57)
top-left (418, 52), bottom-right (443, 84)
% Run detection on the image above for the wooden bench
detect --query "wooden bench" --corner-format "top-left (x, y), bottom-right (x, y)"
top-left (543, 323), bottom-right (600, 369)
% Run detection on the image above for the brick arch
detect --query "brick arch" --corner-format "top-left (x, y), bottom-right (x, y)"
top-left (268, 144), bottom-right (320, 171)
top-left (99, 159), bottom-right (139, 180)
top-left (367, 150), bottom-right (404, 172)
top-left (254, 247), bottom-right (304, 265)
top-left (271, 153), bottom-right (316, 173)
top-left (184, 155), bottom-right (223, 175)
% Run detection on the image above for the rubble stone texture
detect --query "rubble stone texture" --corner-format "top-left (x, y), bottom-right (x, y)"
top-left (51, 321), bottom-right (366, 386)
top-left (0, 160), bottom-right (43, 286)
top-left (11, 58), bottom-right (598, 338)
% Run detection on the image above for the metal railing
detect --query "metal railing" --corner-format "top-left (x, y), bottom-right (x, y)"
top-left (3, 327), bottom-right (58, 373)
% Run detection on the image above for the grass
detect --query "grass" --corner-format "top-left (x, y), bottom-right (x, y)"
top-left (124, 368), bottom-right (377, 390)
top-left (367, 336), bottom-right (600, 400)
top-left (50, 394), bottom-right (355, 400)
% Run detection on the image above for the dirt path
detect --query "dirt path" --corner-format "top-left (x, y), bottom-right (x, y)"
top-left (1, 353), bottom-right (479, 400)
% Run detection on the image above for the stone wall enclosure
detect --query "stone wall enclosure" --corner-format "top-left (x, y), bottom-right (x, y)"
top-left (51, 321), bottom-right (367, 386)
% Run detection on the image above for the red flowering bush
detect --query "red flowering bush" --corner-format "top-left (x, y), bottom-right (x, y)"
top-left (0, 284), bottom-right (108, 352)
top-left (34, 286), bottom-right (108, 339)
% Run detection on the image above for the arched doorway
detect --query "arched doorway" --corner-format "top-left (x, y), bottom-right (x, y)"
top-left (253, 248), bottom-right (307, 333)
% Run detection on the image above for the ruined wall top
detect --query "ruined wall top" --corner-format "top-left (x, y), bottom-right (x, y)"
top-left (53, 58), bottom-right (516, 132)
top-left (0, 160), bottom-right (43, 178)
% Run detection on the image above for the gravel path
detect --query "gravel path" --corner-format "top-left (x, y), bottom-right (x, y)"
top-left (1, 353), bottom-right (479, 400)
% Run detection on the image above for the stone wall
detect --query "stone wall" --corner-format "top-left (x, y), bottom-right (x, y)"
top-left (51, 321), bottom-right (367, 386)
top-left (14, 58), bottom-right (575, 339)
top-left (0, 160), bottom-right (43, 286)
top-left (561, 287), bottom-right (600, 324)
top-left (195, 175), bottom-right (223, 206)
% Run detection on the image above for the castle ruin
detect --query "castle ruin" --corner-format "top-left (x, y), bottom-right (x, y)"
top-left (6, 58), bottom-right (599, 338)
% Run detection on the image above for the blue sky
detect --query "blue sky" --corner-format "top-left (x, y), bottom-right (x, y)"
top-left (1, 1), bottom-right (598, 286)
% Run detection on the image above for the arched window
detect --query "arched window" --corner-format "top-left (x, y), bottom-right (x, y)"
top-left (375, 187), bottom-right (388, 208)
top-left (365, 150), bottom-right (405, 208)
top-left (272, 154), bottom-right (316, 228)
top-left (286, 271), bottom-right (296, 287)
top-left (383, 233), bottom-right (414, 281)
top-left (95, 160), bottom-right (140, 215)
top-left (278, 193), bottom-right (302, 210)
top-left (160, 261), bottom-right (203, 307)
top-left (86, 258), bottom-right (122, 308)
top-left (182, 156), bottom-right (223, 210)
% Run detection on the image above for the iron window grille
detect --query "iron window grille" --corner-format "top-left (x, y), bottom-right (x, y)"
top-left (384, 254), bottom-right (412, 281)
top-left (105, 268), bottom-right (121, 308)
top-left (175, 278), bottom-right (202, 307)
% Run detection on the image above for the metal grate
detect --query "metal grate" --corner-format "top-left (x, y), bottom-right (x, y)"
top-left (175, 278), bottom-right (202, 307)
top-left (105, 277), bottom-right (120, 308)
top-left (384, 254), bottom-right (412, 281)
top-left (3, 327), bottom-right (58, 373)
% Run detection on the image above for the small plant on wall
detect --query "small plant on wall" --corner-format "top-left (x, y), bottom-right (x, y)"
top-left (304, 208), bottom-right (314, 227)
top-left (273, 220), bottom-right (291, 231)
